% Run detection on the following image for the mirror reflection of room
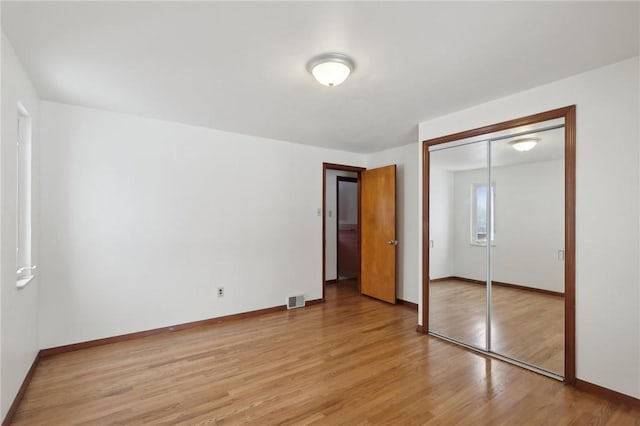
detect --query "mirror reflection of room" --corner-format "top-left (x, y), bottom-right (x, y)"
top-left (429, 119), bottom-right (565, 377)
top-left (429, 141), bottom-right (488, 350)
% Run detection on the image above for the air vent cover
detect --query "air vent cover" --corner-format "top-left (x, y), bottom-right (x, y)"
top-left (287, 295), bottom-right (305, 309)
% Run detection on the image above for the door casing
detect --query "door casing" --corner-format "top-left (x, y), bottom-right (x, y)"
top-left (322, 163), bottom-right (365, 301)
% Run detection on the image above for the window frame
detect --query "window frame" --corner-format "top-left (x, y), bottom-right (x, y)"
top-left (470, 182), bottom-right (495, 246)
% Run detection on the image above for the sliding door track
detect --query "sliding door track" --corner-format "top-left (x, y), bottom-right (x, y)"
top-left (428, 331), bottom-right (564, 382)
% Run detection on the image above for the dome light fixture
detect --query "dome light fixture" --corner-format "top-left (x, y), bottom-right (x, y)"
top-left (509, 137), bottom-right (539, 152)
top-left (306, 53), bottom-right (355, 87)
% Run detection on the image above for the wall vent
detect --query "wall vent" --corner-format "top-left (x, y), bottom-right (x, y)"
top-left (287, 295), bottom-right (305, 309)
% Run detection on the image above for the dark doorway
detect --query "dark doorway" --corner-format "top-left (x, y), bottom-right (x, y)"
top-left (322, 163), bottom-right (365, 301)
top-left (337, 177), bottom-right (358, 281)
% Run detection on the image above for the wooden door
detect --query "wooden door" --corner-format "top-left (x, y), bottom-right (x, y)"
top-left (360, 165), bottom-right (397, 303)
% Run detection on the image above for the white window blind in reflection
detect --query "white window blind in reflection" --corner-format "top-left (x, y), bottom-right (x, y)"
top-left (17, 104), bottom-right (34, 285)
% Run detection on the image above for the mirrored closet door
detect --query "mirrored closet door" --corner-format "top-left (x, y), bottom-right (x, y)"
top-left (489, 124), bottom-right (565, 375)
top-left (426, 108), bottom-right (575, 381)
top-left (429, 141), bottom-right (488, 350)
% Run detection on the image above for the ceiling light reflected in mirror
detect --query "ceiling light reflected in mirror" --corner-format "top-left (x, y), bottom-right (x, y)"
top-left (509, 137), bottom-right (539, 152)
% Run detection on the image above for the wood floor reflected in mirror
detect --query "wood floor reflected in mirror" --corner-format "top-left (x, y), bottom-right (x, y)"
top-left (428, 279), bottom-right (487, 350)
top-left (430, 278), bottom-right (564, 375)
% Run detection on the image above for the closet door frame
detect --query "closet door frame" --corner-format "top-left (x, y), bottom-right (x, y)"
top-left (421, 105), bottom-right (576, 385)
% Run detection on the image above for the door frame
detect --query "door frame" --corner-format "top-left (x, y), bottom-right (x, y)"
top-left (322, 163), bottom-right (366, 301)
top-left (421, 105), bottom-right (576, 385)
top-left (336, 176), bottom-right (359, 282)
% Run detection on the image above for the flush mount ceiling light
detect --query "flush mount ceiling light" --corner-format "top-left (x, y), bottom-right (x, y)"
top-left (306, 53), bottom-right (355, 87)
top-left (509, 137), bottom-right (539, 152)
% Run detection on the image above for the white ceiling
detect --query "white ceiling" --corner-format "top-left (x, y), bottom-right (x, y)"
top-left (2, 1), bottom-right (639, 153)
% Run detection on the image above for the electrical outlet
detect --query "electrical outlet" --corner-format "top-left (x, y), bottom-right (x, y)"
top-left (217, 287), bottom-right (224, 297)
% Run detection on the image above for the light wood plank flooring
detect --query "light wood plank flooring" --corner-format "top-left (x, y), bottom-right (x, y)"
top-left (429, 279), bottom-right (564, 374)
top-left (12, 282), bottom-right (639, 425)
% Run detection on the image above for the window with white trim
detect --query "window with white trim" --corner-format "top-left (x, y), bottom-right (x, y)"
top-left (16, 103), bottom-right (35, 288)
top-left (471, 183), bottom-right (495, 245)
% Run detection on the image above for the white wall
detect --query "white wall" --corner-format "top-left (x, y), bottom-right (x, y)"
top-left (1, 33), bottom-right (40, 419)
top-left (365, 143), bottom-right (419, 304)
top-left (428, 167), bottom-right (454, 280)
top-left (450, 160), bottom-right (564, 293)
top-left (324, 169), bottom-right (357, 281)
top-left (38, 102), bottom-right (364, 349)
top-left (419, 57), bottom-right (640, 398)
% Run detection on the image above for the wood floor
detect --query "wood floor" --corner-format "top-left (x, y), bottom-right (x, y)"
top-left (429, 279), bottom-right (564, 374)
top-left (12, 282), bottom-right (640, 425)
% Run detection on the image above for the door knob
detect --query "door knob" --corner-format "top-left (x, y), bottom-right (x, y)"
top-left (387, 240), bottom-right (398, 246)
